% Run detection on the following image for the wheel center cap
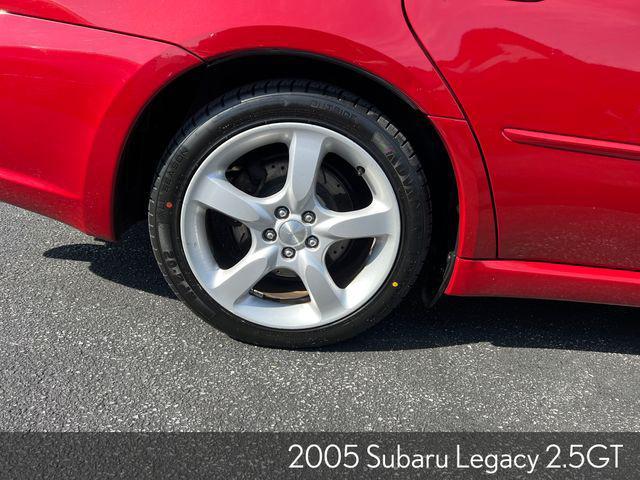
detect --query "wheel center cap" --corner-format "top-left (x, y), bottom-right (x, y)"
top-left (278, 220), bottom-right (309, 247)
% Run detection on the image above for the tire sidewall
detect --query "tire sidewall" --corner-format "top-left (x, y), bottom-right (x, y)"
top-left (150, 92), bottom-right (429, 348)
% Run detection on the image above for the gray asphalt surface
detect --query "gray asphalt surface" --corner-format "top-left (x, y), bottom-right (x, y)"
top-left (1, 202), bottom-right (639, 432)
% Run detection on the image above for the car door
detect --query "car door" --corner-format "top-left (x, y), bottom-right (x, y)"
top-left (405, 0), bottom-right (640, 270)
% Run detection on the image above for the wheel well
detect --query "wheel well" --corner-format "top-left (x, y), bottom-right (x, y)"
top-left (116, 51), bottom-right (458, 301)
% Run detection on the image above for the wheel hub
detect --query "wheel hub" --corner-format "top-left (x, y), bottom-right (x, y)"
top-left (278, 219), bottom-right (309, 248)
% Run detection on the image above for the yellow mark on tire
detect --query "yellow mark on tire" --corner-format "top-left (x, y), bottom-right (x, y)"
top-left (392, 281), bottom-right (399, 288)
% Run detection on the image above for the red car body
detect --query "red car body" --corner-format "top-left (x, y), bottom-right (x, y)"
top-left (2, 0), bottom-right (640, 307)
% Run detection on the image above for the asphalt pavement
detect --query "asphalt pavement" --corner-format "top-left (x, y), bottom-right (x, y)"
top-left (1, 202), bottom-right (639, 431)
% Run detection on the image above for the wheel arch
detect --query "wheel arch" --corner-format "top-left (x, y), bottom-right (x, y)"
top-left (114, 50), bottom-right (487, 301)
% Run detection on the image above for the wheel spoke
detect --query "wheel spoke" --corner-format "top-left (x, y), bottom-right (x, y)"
top-left (191, 174), bottom-right (269, 227)
top-left (316, 201), bottom-right (395, 240)
top-left (285, 130), bottom-right (327, 209)
top-left (210, 246), bottom-right (276, 305)
top-left (297, 254), bottom-right (346, 316)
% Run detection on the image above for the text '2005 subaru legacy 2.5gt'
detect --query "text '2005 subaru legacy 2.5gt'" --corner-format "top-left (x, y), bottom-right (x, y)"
top-left (1, 1), bottom-right (640, 347)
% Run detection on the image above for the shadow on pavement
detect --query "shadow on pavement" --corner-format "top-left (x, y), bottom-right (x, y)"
top-left (327, 295), bottom-right (640, 355)
top-left (44, 222), bottom-right (175, 299)
top-left (44, 222), bottom-right (640, 355)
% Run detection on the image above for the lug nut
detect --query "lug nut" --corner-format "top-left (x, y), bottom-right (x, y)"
top-left (305, 236), bottom-right (319, 249)
top-left (302, 211), bottom-right (316, 224)
top-left (275, 206), bottom-right (289, 219)
top-left (282, 247), bottom-right (296, 259)
top-left (263, 228), bottom-right (277, 242)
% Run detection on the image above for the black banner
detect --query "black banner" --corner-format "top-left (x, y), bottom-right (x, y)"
top-left (0, 433), bottom-right (637, 479)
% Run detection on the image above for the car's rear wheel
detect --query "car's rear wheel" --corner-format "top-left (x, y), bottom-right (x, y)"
top-left (149, 80), bottom-right (431, 348)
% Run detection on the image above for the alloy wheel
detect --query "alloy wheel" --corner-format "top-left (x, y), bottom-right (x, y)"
top-left (180, 123), bottom-right (401, 329)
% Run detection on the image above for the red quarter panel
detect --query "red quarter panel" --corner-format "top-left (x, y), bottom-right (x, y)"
top-left (0, 13), bottom-right (200, 237)
top-left (0, 0), bottom-right (462, 119)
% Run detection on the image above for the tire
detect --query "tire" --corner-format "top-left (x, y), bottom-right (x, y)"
top-left (148, 79), bottom-right (431, 348)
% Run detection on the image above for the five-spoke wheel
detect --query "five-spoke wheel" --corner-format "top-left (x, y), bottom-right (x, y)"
top-left (180, 123), bottom-right (401, 328)
top-left (149, 80), bottom-right (430, 347)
